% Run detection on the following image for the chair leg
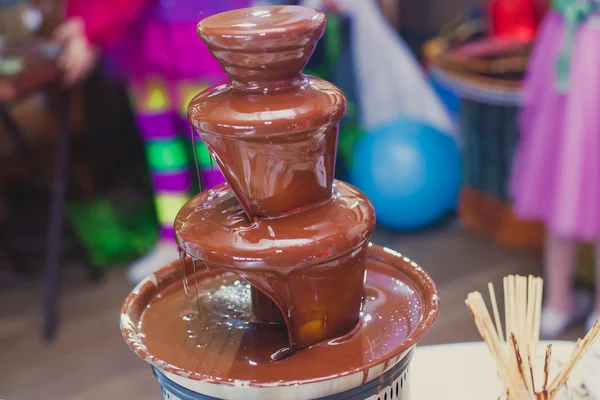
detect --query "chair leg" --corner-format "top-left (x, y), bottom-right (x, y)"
top-left (43, 89), bottom-right (70, 341)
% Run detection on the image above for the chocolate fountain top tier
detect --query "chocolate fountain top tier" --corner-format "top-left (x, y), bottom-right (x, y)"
top-left (175, 181), bottom-right (375, 272)
top-left (190, 5), bottom-right (346, 219)
top-left (198, 6), bottom-right (326, 92)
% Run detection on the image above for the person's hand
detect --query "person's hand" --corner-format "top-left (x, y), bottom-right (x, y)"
top-left (54, 18), bottom-right (100, 85)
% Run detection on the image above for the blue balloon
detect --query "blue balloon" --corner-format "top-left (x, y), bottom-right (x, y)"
top-left (350, 119), bottom-right (461, 230)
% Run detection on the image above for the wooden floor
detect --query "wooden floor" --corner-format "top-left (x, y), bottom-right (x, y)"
top-left (0, 221), bottom-right (587, 399)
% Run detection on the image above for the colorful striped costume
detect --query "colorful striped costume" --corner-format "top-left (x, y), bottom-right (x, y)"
top-left (65, 0), bottom-right (252, 281)
top-left (66, 0), bottom-right (251, 246)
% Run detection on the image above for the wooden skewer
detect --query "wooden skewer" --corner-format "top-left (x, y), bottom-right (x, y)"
top-left (526, 275), bottom-right (536, 347)
top-left (467, 275), bottom-right (598, 400)
top-left (515, 275), bottom-right (534, 391)
top-left (530, 277), bottom-right (543, 373)
top-left (526, 276), bottom-right (537, 372)
top-left (515, 276), bottom-right (522, 345)
top-left (506, 276), bottom-right (519, 382)
top-left (532, 278), bottom-right (543, 346)
top-left (548, 320), bottom-right (600, 397)
top-left (517, 276), bottom-right (527, 345)
top-left (510, 333), bottom-right (531, 391)
top-left (542, 344), bottom-right (552, 394)
top-left (547, 339), bottom-right (581, 398)
top-left (489, 282), bottom-right (504, 343)
top-left (481, 293), bottom-right (533, 400)
top-left (523, 276), bottom-right (536, 390)
top-left (504, 276), bottom-right (510, 344)
top-left (508, 275), bottom-right (516, 342)
top-left (466, 296), bottom-right (514, 391)
top-left (466, 294), bottom-right (523, 396)
top-left (527, 346), bottom-right (536, 394)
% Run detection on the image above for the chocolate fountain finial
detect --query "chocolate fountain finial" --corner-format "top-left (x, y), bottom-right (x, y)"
top-left (189, 5), bottom-right (345, 219)
top-left (198, 6), bottom-right (326, 93)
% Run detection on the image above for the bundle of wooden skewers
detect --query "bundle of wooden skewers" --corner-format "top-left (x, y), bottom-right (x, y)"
top-left (465, 275), bottom-right (600, 400)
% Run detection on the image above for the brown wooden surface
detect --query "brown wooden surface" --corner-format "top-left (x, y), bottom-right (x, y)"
top-left (0, 222), bottom-right (588, 399)
top-left (459, 187), bottom-right (545, 253)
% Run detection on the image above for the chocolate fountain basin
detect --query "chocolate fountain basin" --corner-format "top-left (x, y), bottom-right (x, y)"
top-left (121, 244), bottom-right (439, 400)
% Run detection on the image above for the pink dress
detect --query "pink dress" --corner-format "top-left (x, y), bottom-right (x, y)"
top-left (509, 2), bottom-right (600, 241)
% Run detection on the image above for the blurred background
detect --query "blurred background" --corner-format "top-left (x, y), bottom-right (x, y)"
top-left (1, 0), bottom-right (597, 398)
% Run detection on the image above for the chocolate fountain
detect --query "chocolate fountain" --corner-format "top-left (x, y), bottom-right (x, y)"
top-left (121, 5), bottom-right (439, 400)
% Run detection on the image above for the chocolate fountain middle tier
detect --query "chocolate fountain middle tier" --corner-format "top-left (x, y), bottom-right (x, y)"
top-left (188, 76), bottom-right (345, 219)
top-left (175, 181), bottom-right (375, 353)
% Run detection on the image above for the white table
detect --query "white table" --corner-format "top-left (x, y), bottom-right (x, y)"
top-left (409, 341), bottom-right (598, 399)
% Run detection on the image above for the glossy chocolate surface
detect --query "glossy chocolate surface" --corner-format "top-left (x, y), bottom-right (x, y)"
top-left (175, 182), bottom-right (374, 271)
top-left (121, 5), bottom-right (439, 388)
top-left (124, 246), bottom-right (437, 385)
top-left (190, 84), bottom-right (343, 218)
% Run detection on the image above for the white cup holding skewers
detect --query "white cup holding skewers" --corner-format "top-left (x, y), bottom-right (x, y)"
top-left (497, 353), bottom-right (572, 400)
top-left (465, 274), bottom-right (600, 400)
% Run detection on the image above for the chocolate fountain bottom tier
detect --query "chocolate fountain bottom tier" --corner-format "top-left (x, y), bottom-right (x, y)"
top-left (121, 244), bottom-right (439, 396)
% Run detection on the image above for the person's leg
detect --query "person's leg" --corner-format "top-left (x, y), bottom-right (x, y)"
top-left (541, 233), bottom-right (590, 337)
top-left (127, 76), bottom-right (192, 283)
top-left (175, 80), bottom-right (226, 191)
top-left (544, 234), bottom-right (578, 312)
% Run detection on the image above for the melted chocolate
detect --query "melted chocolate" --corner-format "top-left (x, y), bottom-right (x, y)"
top-left (188, 71), bottom-right (344, 219)
top-left (180, 5), bottom-right (375, 353)
top-left (138, 255), bottom-right (424, 384)
top-left (175, 183), bottom-right (374, 272)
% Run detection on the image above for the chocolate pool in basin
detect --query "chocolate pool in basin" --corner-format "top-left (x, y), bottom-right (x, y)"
top-left (120, 5), bottom-right (439, 400)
